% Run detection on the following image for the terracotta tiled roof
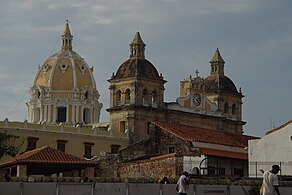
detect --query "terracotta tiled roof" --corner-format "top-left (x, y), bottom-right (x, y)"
top-left (0, 146), bottom-right (97, 167)
top-left (266, 120), bottom-right (292, 135)
top-left (152, 121), bottom-right (257, 148)
top-left (150, 152), bottom-right (176, 161)
top-left (199, 147), bottom-right (248, 160)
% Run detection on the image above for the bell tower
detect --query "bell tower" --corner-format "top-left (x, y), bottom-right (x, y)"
top-left (107, 32), bottom-right (166, 143)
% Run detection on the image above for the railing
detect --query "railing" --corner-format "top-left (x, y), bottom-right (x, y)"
top-left (249, 161), bottom-right (292, 178)
top-left (1, 182), bottom-right (280, 195)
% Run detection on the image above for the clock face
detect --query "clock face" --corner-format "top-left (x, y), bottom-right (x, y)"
top-left (192, 93), bottom-right (201, 106)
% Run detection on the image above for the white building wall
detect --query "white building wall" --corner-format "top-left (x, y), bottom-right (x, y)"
top-left (248, 122), bottom-right (292, 177)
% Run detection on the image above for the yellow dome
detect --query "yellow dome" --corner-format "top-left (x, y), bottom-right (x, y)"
top-left (27, 22), bottom-right (102, 125)
top-left (34, 22), bottom-right (95, 91)
top-left (35, 50), bottom-right (95, 90)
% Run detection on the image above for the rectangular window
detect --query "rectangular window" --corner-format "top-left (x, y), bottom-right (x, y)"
top-left (219, 168), bottom-right (226, 176)
top-left (57, 140), bottom-right (68, 152)
top-left (110, 144), bottom-right (121, 154)
top-left (207, 166), bottom-right (216, 176)
top-left (120, 121), bottom-right (126, 133)
top-left (168, 147), bottom-right (175, 153)
top-left (57, 107), bottom-right (67, 122)
top-left (84, 142), bottom-right (95, 159)
top-left (27, 137), bottom-right (39, 151)
top-left (234, 168), bottom-right (244, 177)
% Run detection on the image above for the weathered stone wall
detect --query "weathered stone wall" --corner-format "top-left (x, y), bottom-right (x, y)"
top-left (116, 156), bottom-right (183, 181)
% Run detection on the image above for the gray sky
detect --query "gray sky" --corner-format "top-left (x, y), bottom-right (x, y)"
top-left (0, 0), bottom-right (291, 137)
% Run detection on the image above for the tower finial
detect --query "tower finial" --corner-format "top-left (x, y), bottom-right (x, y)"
top-left (209, 48), bottom-right (225, 76)
top-left (129, 32), bottom-right (146, 59)
top-left (62, 21), bottom-right (73, 51)
top-left (195, 69), bottom-right (199, 77)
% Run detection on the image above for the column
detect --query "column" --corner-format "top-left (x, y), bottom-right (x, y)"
top-left (66, 105), bottom-right (69, 123)
top-left (76, 105), bottom-right (79, 123)
top-left (53, 104), bottom-right (56, 123)
top-left (48, 104), bottom-right (51, 122)
top-left (17, 165), bottom-right (27, 177)
top-left (44, 105), bottom-right (47, 122)
top-left (72, 105), bottom-right (75, 123)
top-left (40, 105), bottom-right (43, 123)
top-left (80, 106), bottom-right (84, 123)
top-left (92, 108), bottom-right (95, 123)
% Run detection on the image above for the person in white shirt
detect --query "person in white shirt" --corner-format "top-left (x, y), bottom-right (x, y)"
top-left (262, 165), bottom-right (281, 195)
top-left (176, 171), bottom-right (190, 195)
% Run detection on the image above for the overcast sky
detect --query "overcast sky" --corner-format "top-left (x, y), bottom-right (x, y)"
top-left (0, 0), bottom-right (291, 137)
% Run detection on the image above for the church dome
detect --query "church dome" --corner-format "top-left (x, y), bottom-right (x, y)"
top-left (111, 32), bottom-right (161, 81)
top-left (113, 58), bottom-right (160, 80)
top-left (34, 25), bottom-right (95, 90)
top-left (205, 74), bottom-right (238, 94)
top-left (27, 22), bottom-right (102, 125)
top-left (205, 48), bottom-right (238, 94)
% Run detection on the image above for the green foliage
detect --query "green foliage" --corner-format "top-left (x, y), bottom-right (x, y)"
top-left (0, 132), bottom-right (21, 158)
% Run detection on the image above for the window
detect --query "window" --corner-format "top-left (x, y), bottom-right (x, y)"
top-left (232, 104), bottom-right (236, 115)
top-left (37, 90), bottom-right (41, 99)
top-left (57, 140), bottom-right (68, 152)
top-left (207, 166), bottom-right (216, 176)
top-left (125, 89), bottom-right (131, 104)
top-left (143, 89), bottom-right (148, 100)
top-left (110, 144), bottom-right (121, 154)
top-left (151, 90), bottom-right (157, 102)
top-left (219, 168), bottom-right (226, 176)
top-left (143, 89), bottom-right (148, 106)
top-left (234, 168), bottom-right (244, 177)
top-left (83, 108), bottom-right (91, 124)
top-left (27, 137), bottom-right (39, 151)
top-left (116, 90), bottom-right (121, 105)
top-left (57, 107), bottom-right (66, 123)
top-left (84, 142), bottom-right (94, 158)
top-left (84, 91), bottom-right (89, 100)
top-left (168, 147), bottom-right (175, 153)
top-left (224, 102), bottom-right (229, 113)
top-left (120, 121), bottom-right (126, 133)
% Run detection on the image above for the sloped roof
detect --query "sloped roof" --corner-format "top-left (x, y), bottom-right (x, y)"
top-left (266, 120), bottom-right (292, 135)
top-left (152, 121), bottom-right (257, 148)
top-left (199, 147), bottom-right (248, 160)
top-left (210, 48), bottom-right (225, 63)
top-left (0, 146), bottom-right (97, 167)
top-left (112, 58), bottom-right (161, 80)
top-left (150, 152), bottom-right (176, 161)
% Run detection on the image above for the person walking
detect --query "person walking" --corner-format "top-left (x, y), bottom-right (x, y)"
top-left (261, 165), bottom-right (281, 195)
top-left (176, 171), bottom-right (190, 195)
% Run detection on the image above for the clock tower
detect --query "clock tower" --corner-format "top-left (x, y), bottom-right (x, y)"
top-left (179, 49), bottom-right (244, 134)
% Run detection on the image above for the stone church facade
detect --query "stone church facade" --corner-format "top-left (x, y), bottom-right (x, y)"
top-left (108, 32), bottom-right (245, 145)
top-left (0, 23), bottom-right (256, 179)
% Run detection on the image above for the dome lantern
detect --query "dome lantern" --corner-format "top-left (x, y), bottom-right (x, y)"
top-left (210, 48), bottom-right (225, 76)
top-left (61, 21), bottom-right (73, 51)
top-left (130, 32), bottom-right (146, 59)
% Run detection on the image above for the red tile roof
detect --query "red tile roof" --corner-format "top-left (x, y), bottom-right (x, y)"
top-left (199, 147), bottom-right (248, 160)
top-left (150, 152), bottom-right (176, 161)
top-left (152, 121), bottom-right (258, 148)
top-left (0, 146), bottom-right (97, 167)
top-left (266, 120), bottom-right (292, 135)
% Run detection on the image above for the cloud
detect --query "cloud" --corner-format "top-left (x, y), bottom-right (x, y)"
top-left (0, 0), bottom-right (291, 136)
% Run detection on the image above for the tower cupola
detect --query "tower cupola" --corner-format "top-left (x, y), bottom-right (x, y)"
top-left (61, 21), bottom-right (73, 51)
top-left (130, 32), bottom-right (146, 59)
top-left (210, 48), bottom-right (225, 76)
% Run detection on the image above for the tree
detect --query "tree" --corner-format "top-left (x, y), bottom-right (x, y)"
top-left (0, 132), bottom-right (21, 158)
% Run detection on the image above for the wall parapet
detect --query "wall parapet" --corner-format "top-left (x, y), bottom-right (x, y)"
top-left (0, 119), bottom-right (128, 139)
